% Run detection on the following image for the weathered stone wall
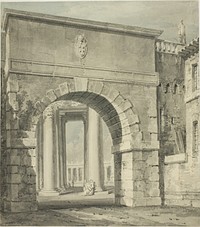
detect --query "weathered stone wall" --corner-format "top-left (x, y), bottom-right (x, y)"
top-left (156, 49), bottom-right (186, 156)
top-left (162, 51), bottom-right (200, 207)
top-left (155, 45), bottom-right (187, 205)
top-left (1, 10), bottom-right (161, 211)
top-left (1, 31), bottom-right (6, 211)
top-left (114, 150), bottom-right (160, 207)
top-left (8, 18), bottom-right (156, 73)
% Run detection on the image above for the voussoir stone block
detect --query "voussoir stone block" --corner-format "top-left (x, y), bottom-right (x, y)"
top-left (54, 87), bottom-right (62, 98)
top-left (59, 82), bottom-right (69, 95)
top-left (107, 89), bottom-right (119, 102)
top-left (100, 84), bottom-right (111, 97)
top-left (35, 101), bottom-right (45, 112)
top-left (88, 81), bottom-right (103, 94)
top-left (119, 100), bottom-right (132, 112)
top-left (46, 90), bottom-right (57, 102)
top-left (41, 96), bottom-right (51, 107)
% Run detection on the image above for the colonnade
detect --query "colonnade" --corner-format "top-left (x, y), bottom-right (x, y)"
top-left (37, 106), bottom-right (104, 196)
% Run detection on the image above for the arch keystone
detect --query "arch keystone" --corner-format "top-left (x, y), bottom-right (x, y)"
top-left (74, 77), bottom-right (88, 91)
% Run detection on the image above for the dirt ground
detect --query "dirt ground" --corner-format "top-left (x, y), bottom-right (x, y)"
top-left (1, 192), bottom-right (200, 226)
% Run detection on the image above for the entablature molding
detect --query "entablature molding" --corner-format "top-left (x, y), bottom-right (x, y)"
top-left (8, 58), bottom-right (159, 86)
top-left (2, 8), bottom-right (162, 38)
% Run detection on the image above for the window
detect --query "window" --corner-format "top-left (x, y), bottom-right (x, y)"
top-left (193, 121), bottom-right (198, 156)
top-left (192, 64), bottom-right (198, 91)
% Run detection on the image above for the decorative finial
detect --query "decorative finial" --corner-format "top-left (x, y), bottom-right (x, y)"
top-left (178, 20), bottom-right (186, 44)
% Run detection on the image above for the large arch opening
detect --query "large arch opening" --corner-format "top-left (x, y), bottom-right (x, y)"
top-left (33, 80), bottom-right (140, 208)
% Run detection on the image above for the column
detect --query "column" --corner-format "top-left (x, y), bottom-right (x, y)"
top-left (56, 113), bottom-right (66, 192)
top-left (39, 107), bottom-right (59, 196)
top-left (36, 116), bottom-right (43, 191)
top-left (62, 118), bottom-right (67, 188)
top-left (87, 108), bottom-right (103, 191)
top-left (83, 114), bottom-right (88, 182)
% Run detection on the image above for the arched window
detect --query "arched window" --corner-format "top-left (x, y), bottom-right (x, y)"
top-left (192, 64), bottom-right (198, 91)
top-left (173, 84), bottom-right (178, 94)
top-left (165, 83), bottom-right (170, 93)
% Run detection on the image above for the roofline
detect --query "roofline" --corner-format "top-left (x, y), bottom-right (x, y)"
top-left (179, 37), bottom-right (199, 59)
top-left (2, 8), bottom-right (163, 38)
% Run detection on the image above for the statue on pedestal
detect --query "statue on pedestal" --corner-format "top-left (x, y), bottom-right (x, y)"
top-left (83, 179), bottom-right (96, 196)
top-left (178, 20), bottom-right (186, 44)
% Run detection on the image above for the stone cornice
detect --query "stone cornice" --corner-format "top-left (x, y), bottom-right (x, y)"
top-left (8, 58), bottom-right (159, 86)
top-left (2, 8), bottom-right (163, 38)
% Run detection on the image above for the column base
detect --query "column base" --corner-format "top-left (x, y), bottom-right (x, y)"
top-left (39, 189), bottom-right (60, 196)
top-left (95, 186), bottom-right (103, 192)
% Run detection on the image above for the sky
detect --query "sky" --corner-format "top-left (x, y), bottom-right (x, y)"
top-left (1, 1), bottom-right (199, 42)
top-left (66, 120), bottom-right (112, 163)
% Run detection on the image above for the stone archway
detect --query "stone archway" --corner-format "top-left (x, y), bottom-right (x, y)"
top-left (34, 79), bottom-right (141, 152)
top-left (32, 78), bottom-right (141, 206)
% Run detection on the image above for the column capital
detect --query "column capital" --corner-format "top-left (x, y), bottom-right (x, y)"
top-left (43, 106), bottom-right (54, 119)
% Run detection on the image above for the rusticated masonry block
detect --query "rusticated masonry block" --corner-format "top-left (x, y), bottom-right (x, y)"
top-left (7, 78), bottom-right (19, 93)
top-left (125, 109), bottom-right (139, 125)
top-left (133, 181), bottom-right (145, 191)
top-left (35, 101), bottom-right (45, 113)
top-left (119, 100), bottom-right (132, 112)
top-left (7, 166), bottom-right (19, 174)
top-left (121, 126), bottom-right (131, 136)
top-left (67, 82), bottom-right (75, 93)
top-left (144, 166), bottom-right (159, 181)
top-left (146, 150), bottom-right (159, 166)
top-left (7, 174), bottom-right (21, 184)
top-left (46, 90), bottom-right (57, 102)
top-left (148, 117), bottom-right (158, 133)
top-left (107, 89), bottom-right (119, 102)
top-left (142, 131), bottom-right (151, 141)
top-left (88, 81), bottom-right (103, 94)
top-left (7, 184), bottom-right (19, 201)
top-left (100, 84), bottom-right (111, 98)
top-left (145, 181), bottom-right (160, 197)
top-left (114, 95), bottom-right (125, 106)
top-left (41, 96), bottom-right (51, 107)
top-left (59, 82), bottom-right (69, 95)
top-left (54, 87), bottom-right (62, 98)
top-left (8, 93), bottom-right (19, 111)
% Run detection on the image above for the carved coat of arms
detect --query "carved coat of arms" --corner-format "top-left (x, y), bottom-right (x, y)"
top-left (74, 34), bottom-right (88, 59)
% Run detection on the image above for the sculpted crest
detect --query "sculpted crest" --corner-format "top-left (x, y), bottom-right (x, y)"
top-left (74, 34), bottom-right (88, 59)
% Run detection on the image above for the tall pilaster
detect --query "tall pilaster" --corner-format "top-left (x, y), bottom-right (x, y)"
top-left (87, 108), bottom-right (103, 191)
top-left (39, 107), bottom-right (59, 196)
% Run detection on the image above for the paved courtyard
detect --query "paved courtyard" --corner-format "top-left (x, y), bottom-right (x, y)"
top-left (1, 192), bottom-right (200, 226)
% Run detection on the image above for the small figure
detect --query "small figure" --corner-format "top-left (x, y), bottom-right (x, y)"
top-left (178, 20), bottom-right (186, 44)
top-left (83, 179), bottom-right (96, 196)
